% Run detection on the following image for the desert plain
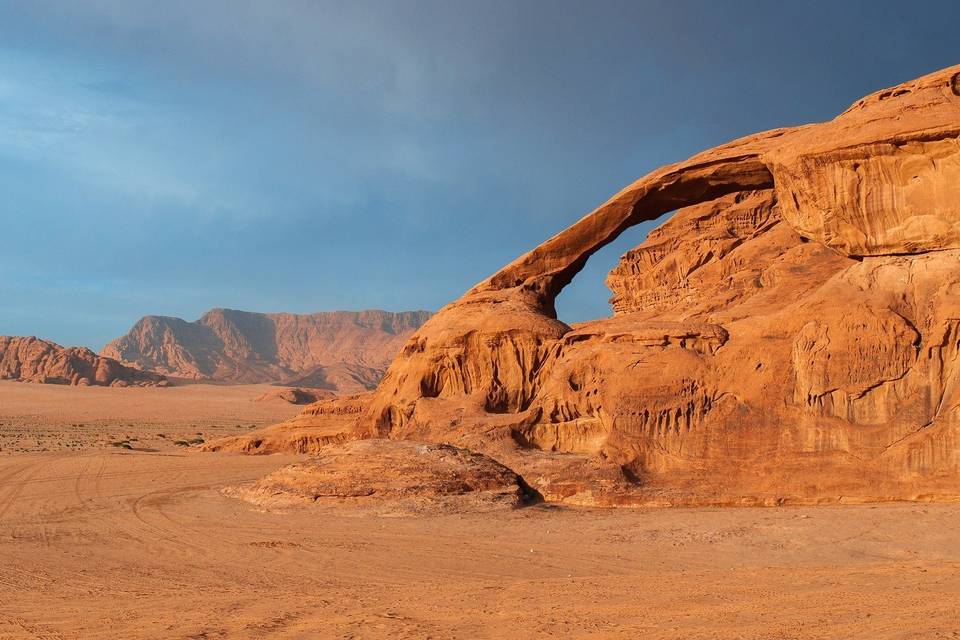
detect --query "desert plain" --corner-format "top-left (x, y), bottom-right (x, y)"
top-left (0, 381), bottom-right (957, 639)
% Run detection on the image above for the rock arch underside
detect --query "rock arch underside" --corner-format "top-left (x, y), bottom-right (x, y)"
top-left (210, 65), bottom-right (960, 506)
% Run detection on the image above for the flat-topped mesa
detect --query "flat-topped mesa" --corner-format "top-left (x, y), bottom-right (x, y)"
top-left (0, 336), bottom-right (166, 387)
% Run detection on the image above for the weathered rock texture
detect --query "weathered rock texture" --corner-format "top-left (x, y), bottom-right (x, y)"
top-left (203, 394), bottom-right (367, 455)
top-left (227, 439), bottom-right (538, 515)
top-left (102, 309), bottom-right (431, 393)
top-left (217, 65), bottom-right (960, 507)
top-left (254, 387), bottom-right (332, 406)
top-left (0, 336), bottom-right (167, 387)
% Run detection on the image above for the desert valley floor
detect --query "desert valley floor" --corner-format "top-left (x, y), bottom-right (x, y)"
top-left (0, 381), bottom-right (957, 639)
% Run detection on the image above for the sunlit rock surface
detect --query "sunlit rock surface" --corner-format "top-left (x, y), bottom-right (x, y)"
top-left (0, 336), bottom-right (166, 387)
top-left (102, 308), bottom-right (431, 392)
top-left (212, 65), bottom-right (960, 506)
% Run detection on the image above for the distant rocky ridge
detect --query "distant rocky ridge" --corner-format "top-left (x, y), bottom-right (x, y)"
top-left (101, 309), bottom-right (432, 393)
top-left (0, 336), bottom-right (166, 387)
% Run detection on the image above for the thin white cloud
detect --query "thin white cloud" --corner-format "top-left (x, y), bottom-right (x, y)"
top-left (0, 53), bottom-right (261, 219)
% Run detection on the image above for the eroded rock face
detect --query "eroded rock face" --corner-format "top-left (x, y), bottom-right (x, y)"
top-left (0, 336), bottom-right (166, 387)
top-left (201, 393), bottom-right (368, 454)
top-left (774, 72), bottom-right (960, 256)
top-left (227, 439), bottom-right (538, 515)
top-left (101, 308), bottom-right (431, 392)
top-left (605, 190), bottom-right (842, 317)
top-left (215, 64), bottom-right (960, 506)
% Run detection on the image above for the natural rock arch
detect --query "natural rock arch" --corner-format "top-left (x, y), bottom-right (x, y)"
top-left (209, 63), bottom-right (960, 507)
top-left (359, 63), bottom-right (960, 440)
top-left (472, 153), bottom-right (775, 313)
top-left (472, 64), bottom-right (960, 313)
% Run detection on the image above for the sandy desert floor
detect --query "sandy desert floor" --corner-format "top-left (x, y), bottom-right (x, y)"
top-left (0, 380), bottom-right (300, 454)
top-left (1, 383), bottom-right (959, 639)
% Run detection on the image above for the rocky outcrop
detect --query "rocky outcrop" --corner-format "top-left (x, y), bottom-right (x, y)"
top-left (226, 439), bottom-right (538, 515)
top-left (605, 190), bottom-right (843, 317)
top-left (201, 393), bottom-right (369, 454)
top-left (254, 387), bottom-right (332, 405)
top-left (102, 308), bottom-right (431, 392)
top-left (215, 65), bottom-right (960, 507)
top-left (0, 336), bottom-right (167, 387)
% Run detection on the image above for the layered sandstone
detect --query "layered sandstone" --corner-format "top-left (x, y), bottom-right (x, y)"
top-left (0, 336), bottom-right (166, 387)
top-left (202, 394), bottom-right (368, 454)
top-left (215, 65), bottom-right (960, 507)
top-left (102, 308), bottom-right (431, 392)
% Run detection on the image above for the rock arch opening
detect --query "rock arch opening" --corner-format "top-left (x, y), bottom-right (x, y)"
top-left (553, 210), bottom-right (673, 325)
top-left (470, 155), bottom-right (776, 319)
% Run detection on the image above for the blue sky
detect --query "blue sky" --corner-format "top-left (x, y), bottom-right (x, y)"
top-left (1, 1), bottom-right (958, 349)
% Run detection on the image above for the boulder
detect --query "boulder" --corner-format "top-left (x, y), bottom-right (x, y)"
top-left (227, 439), bottom-right (539, 515)
top-left (254, 387), bottom-right (332, 405)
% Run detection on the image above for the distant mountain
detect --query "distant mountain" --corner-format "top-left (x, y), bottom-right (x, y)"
top-left (100, 308), bottom-right (432, 393)
top-left (0, 336), bottom-right (166, 387)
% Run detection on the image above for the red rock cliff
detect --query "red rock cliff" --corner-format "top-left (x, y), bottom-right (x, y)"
top-left (0, 336), bottom-right (166, 387)
top-left (101, 309), bottom-right (431, 393)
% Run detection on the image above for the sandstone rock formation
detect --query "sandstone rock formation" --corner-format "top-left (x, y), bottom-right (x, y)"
top-left (215, 65), bottom-right (960, 507)
top-left (227, 439), bottom-right (538, 515)
top-left (202, 393), bottom-right (368, 454)
top-left (0, 336), bottom-right (167, 387)
top-left (254, 387), bottom-right (332, 405)
top-left (102, 308), bottom-right (431, 392)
